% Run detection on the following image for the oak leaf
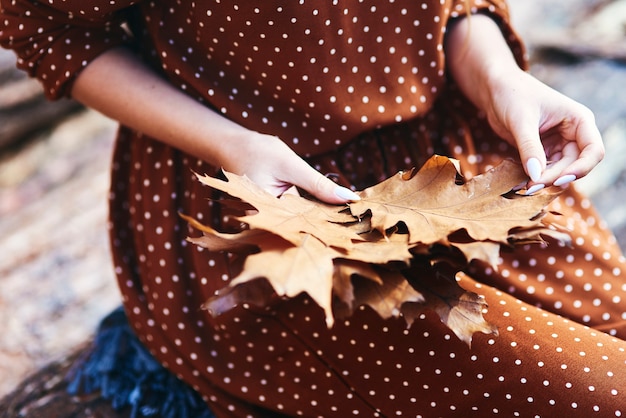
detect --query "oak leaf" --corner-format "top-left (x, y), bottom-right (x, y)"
top-left (194, 172), bottom-right (360, 248)
top-left (332, 260), bottom-right (384, 318)
top-left (227, 233), bottom-right (339, 326)
top-left (185, 155), bottom-right (565, 346)
top-left (342, 268), bottom-right (425, 320)
top-left (349, 155), bottom-right (561, 245)
top-left (400, 261), bottom-right (498, 347)
top-left (181, 212), bottom-right (270, 253)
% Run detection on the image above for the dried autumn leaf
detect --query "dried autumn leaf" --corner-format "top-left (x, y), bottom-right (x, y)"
top-left (339, 230), bottom-right (413, 265)
top-left (228, 233), bottom-right (340, 326)
top-left (202, 277), bottom-right (278, 317)
top-left (401, 262), bottom-right (498, 347)
top-left (332, 259), bottom-right (384, 317)
top-left (181, 212), bottom-right (270, 253)
top-left (337, 268), bottom-right (425, 320)
top-left (194, 171), bottom-right (361, 248)
top-left (186, 155), bottom-right (565, 346)
top-left (508, 223), bottom-right (573, 247)
top-left (349, 156), bottom-right (562, 245)
top-left (452, 241), bottom-right (502, 268)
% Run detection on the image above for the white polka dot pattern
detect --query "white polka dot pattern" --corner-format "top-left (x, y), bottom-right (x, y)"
top-left (2, 0), bottom-right (625, 417)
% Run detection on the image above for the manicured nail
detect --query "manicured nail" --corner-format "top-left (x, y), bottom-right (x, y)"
top-left (525, 183), bottom-right (545, 195)
top-left (512, 181), bottom-right (527, 191)
top-left (334, 185), bottom-right (361, 201)
top-left (526, 158), bottom-right (542, 182)
top-left (553, 174), bottom-right (576, 187)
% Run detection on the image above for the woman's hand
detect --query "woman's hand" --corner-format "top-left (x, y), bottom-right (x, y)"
top-left (480, 68), bottom-right (604, 192)
top-left (446, 14), bottom-right (604, 191)
top-left (221, 132), bottom-right (360, 204)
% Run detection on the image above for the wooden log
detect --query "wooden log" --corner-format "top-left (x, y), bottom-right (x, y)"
top-left (523, 0), bottom-right (626, 63)
top-left (529, 31), bottom-right (626, 63)
top-left (0, 50), bottom-right (83, 149)
top-left (0, 109), bottom-right (120, 396)
top-left (0, 345), bottom-right (130, 418)
top-left (0, 97), bottom-right (83, 148)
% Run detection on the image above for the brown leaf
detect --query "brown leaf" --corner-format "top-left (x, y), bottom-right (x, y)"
top-left (332, 259), bottom-right (383, 316)
top-left (194, 171), bottom-right (361, 248)
top-left (227, 233), bottom-right (340, 326)
top-left (452, 241), bottom-right (502, 268)
top-left (339, 230), bottom-right (413, 265)
top-left (508, 223), bottom-right (573, 247)
top-left (345, 268), bottom-right (425, 320)
top-left (186, 156), bottom-right (565, 345)
top-left (202, 278), bottom-right (278, 316)
top-left (401, 263), bottom-right (498, 347)
top-left (180, 212), bottom-right (270, 253)
top-left (349, 156), bottom-right (562, 244)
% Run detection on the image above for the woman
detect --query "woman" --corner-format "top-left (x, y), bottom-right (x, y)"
top-left (1, 0), bottom-right (624, 416)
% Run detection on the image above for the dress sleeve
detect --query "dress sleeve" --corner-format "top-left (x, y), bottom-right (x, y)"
top-left (450, 0), bottom-right (527, 69)
top-left (0, 0), bottom-right (140, 99)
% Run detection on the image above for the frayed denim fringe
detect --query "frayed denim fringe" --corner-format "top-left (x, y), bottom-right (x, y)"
top-left (66, 307), bottom-right (215, 418)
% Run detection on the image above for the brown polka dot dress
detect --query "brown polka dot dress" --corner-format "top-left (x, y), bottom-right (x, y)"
top-left (2, 1), bottom-right (626, 416)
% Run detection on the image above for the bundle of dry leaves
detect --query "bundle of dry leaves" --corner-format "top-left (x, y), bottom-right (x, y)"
top-left (183, 155), bottom-right (568, 346)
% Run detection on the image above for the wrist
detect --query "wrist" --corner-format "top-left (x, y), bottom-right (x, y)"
top-left (446, 14), bottom-right (520, 110)
top-left (217, 130), bottom-right (285, 175)
top-left (475, 60), bottom-right (525, 110)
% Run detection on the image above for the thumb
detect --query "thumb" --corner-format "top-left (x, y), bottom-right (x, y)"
top-left (295, 166), bottom-right (361, 204)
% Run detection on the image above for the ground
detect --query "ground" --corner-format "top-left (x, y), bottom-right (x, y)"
top-left (0, 0), bottom-right (625, 398)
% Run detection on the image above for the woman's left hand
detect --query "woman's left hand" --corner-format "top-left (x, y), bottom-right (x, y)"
top-left (446, 14), bottom-right (604, 191)
top-left (481, 68), bottom-right (605, 190)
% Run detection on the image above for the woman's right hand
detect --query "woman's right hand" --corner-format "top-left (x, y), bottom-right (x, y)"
top-left (222, 132), bottom-right (360, 204)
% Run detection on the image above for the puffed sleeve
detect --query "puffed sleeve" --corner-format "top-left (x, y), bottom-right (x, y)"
top-left (450, 0), bottom-right (527, 69)
top-left (0, 0), bottom-right (140, 99)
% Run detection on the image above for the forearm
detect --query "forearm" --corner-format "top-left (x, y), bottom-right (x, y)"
top-left (71, 47), bottom-right (253, 167)
top-left (70, 47), bottom-right (359, 203)
top-left (445, 14), bottom-right (521, 111)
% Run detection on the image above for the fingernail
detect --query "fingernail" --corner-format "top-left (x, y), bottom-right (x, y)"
top-left (553, 174), bottom-right (576, 187)
top-left (334, 185), bottom-right (361, 201)
top-left (525, 183), bottom-right (545, 195)
top-left (512, 181), bottom-right (527, 191)
top-left (526, 158), bottom-right (542, 182)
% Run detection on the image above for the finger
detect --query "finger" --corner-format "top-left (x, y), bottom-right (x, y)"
top-left (557, 116), bottom-right (605, 181)
top-left (290, 163), bottom-right (360, 204)
top-left (541, 141), bottom-right (578, 186)
top-left (512, 123), bottom-right (547, 183)
top-left (537, 110), bottom-right (604, 187)
top-left (499, 103), bottom-right (548, 182)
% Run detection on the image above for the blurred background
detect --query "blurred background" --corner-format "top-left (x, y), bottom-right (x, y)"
top-left (1, 0), bottom-right (625, 397)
